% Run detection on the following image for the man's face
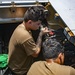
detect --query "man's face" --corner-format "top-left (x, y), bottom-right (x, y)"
top-left (29, 20), bottom-right (41, 30)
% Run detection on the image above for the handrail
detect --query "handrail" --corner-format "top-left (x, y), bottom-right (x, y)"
top-left (0, 18), bottom-right (23, 24)
top-left (0, 0), bottom-right (48, 8)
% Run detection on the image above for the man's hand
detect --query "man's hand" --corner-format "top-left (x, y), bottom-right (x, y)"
top-left (41, 27), bottom-right (49, 35)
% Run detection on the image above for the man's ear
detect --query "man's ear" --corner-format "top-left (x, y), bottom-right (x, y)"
top-left (58, 53), bottom-right (62, 58)
top-left (58, 53), bottom-right (64, 64)
top-left (28, 20), bottom-right (32, 24)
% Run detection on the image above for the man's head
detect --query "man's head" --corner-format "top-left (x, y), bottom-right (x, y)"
top-left (23, 6), bottom-right (48, 30)
top-left (42, 38), bottom-right (64, 64)
top-left (24, 6), bottom-right (47, 22)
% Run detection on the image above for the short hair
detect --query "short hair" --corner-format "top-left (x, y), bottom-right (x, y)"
top-left (42, 38), bottom-right (64, 59)
top-left (24, 6), bottom-right (47, 22)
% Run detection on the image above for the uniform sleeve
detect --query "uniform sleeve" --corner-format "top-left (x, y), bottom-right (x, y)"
top-left (22, 38), bottom-right (37, 56)
top-left (70, 67), bottom-right (75, 75)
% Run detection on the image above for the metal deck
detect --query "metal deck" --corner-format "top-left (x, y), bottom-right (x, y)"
top-left (49, 0), bottom-right (75, 35)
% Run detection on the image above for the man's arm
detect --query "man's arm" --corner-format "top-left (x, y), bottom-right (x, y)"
top-left (32, 27), bottom-right (49, 57)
